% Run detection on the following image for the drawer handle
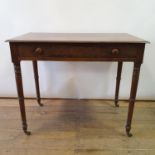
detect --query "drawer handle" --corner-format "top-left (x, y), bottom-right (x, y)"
top-left (34, 48), bottom-right (43, 54)
top-left (112, 48), bottom-right (120, 54)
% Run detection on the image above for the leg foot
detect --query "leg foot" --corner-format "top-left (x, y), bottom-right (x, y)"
top-left (126, 131), bottom-right (133, 137)
top-left (24, 130), bottom-right (31, 135)
top-left (37, 98), bottom-right (43, 106)
top-left (38, 102), bottom-right (43, 107)
top-left (115, 100), bottom-right (119, 107)
top-left (23, 123), bottom-right (31, 136)
top-left (126, 125), bottom-right (132, 137)
top-left (23, 124), bottom-right (31, 135)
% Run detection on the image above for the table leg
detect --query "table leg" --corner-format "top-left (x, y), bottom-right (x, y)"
top-left (32, 61), bottom-right (43, 106)
top-left (126, 62), bottom-right (141, 137)
top-left (115, 62), bottom-right (123, 107)
top-left (14, 62), bottom-right (31, 135)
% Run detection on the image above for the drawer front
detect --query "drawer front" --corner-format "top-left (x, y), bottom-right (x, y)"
top-left (17, 43), bottom-right (138, 60)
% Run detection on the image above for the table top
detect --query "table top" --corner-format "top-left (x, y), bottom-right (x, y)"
top-left (6, 33), bottom-right (149, 43)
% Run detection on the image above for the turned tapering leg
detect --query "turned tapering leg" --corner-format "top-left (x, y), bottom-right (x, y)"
top-left (115, 62), bottom-right (123, 107)
top-left (126, 62), bottom-right (141, 137)
top-left (14, 62), bottom-right (31, 135)
top-left (32, 61), bottom-right (43, 106)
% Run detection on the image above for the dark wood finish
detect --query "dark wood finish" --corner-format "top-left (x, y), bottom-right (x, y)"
top-left (7, 33), bottom-right (148, 136)
top-left (13, 62), bottom-right (31, 135)
top-left (16, 43), bottom-right (139, 61)
top-left (126, 62), bottom-right (141, 137)
top-left (115, 62), bottom-right (123, 107)
top-left (32, 61), bottom-right (43, 106)
top-left (7, 33), bottom-right (149, 43)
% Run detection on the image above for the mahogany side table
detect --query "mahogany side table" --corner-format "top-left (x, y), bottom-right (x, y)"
top-left (7, 33), bottom-right (149, 136)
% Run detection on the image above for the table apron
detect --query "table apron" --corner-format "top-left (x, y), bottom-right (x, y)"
top-left (10, 42), bottom-right (145, 63)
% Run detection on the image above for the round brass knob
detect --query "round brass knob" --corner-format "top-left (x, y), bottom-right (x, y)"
top-left (34, 48), bottom-right (43, 54)
top-left (112, 48), bottom-right (120, 54)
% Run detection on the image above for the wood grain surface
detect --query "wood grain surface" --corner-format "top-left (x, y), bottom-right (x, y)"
top-left (0, 99), bottom-right (155, 155)
top-left (7, 33), bottom-right (149, 43)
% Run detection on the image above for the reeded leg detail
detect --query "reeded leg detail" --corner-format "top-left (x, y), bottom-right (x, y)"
top-left (14, 62), bottom-right (31, 135)
top-left (115, 62), bottom-right (123, 107)
top-left (33, 61), bottom-right (43, 106)
top-left (126, 62), bottom-right (141, 137)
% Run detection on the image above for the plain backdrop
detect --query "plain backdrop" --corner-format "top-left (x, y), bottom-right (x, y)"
top-left (0, 0), bottom-right (155, 100)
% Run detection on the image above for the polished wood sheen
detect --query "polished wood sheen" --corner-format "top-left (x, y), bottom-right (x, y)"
top-left (7, 33), bottom-right (149, 136)
top-left (7, 33), bottom-right (148, 43)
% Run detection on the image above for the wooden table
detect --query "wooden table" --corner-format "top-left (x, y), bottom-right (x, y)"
top-left (7, 33), bottom-right (149, 136)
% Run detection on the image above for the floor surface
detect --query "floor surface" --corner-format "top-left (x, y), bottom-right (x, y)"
top-left (0, 99), bottom-right (155, 155)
